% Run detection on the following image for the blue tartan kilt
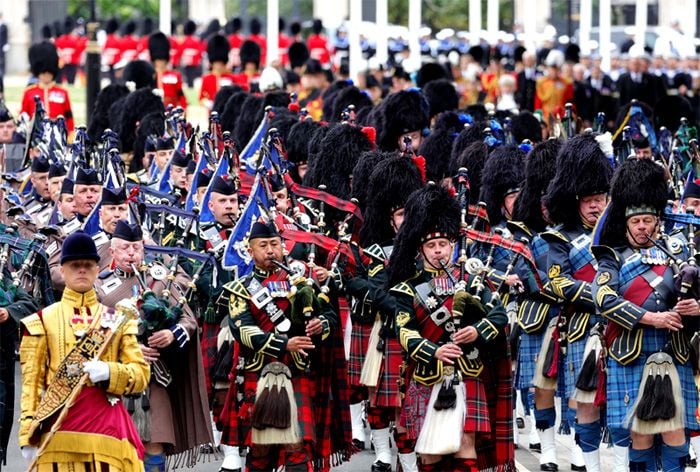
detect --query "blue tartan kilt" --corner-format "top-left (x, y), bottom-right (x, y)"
top-left (606, 332), bottom-right (699, 431)
top-left (565, 336), bottom-right (586, 399)
top-left (515, 330), bottom-right (545, 390)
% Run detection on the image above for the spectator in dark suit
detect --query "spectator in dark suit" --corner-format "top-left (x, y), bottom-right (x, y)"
top-left (587, 63), bottom-right (616, 124)
top-left (515, 50), bottom-right (537, 111)
top-left (616, 54), bottom-right (665, 107)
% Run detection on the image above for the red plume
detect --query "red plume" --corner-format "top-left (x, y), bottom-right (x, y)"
top-left (360, 126), bottom-right (376, 149)
top-left (288, 102), bottom-right (300, 113)
top-left (412, 155), bottom-right (427, 183)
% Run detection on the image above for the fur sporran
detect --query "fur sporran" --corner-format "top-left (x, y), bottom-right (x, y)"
top-left (251, 362), bottom-right (300, 445)
top-left (532, 317), bottom-right (558, 390)
top-left (360, 315), bottom-right (384, 387)
top-left (415, 370), bottom-right (466, 455)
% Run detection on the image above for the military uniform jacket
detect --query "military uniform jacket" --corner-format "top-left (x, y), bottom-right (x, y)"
top-left (365, 241), bottom-right (399, 337)
top-left (541, 224), bottom-right (598, 342)
top-left (22, 192), bottom-right (53, 228)
top-left (592, 244), bottom-right (689, 365)
top-left (225, 266), bottom-right (335, 375)
top-left (392, 267), bottom-right (507, 386)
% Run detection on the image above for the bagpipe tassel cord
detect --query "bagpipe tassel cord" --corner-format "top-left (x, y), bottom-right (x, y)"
top-left (359, 315), bottom-right (383, 388)
top-left (574, 333), bottom-right (602, 404)
top-left (629, 352), bottom-right (685, 435)
top-left (415, 375), bottom-right (466, 455)
top-left (532, 319), bottom-right (558, 390)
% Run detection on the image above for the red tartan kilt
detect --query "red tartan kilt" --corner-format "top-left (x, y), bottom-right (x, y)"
top-left (220, 369), bottom-right (316, 447)
top-left (348, 322), bottom-right (373, 386)
top-left (200, 320), bottom-right (220, 401)
top-left (372, 338), bottom-right (403, 408)
top-left (400, 376), bottom-right (491, 440)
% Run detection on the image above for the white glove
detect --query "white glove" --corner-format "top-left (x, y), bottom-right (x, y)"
top-left (83, 360), bottom-right (110, 383)
top-left (21, 446), bottom-right (37, 462)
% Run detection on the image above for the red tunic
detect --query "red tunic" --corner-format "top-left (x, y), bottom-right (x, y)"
top-left (119, 34), bottom-right (139, 64)
top-left (278, 33), bottom-right (292, 66)
top-left (199, 73), bottom-right (238, 106)
top-left (157, 70), bottom-right (187, 109)
top-left (102, 34), bottom-right (122, 67)
top-left (21, 84), bottom-right (74, 133)
top-left (178, 35), bottom-right (204, 67)
top-left (307, 34), bottom-right (330, 65)
top-left (55, 33), bottom-right (86, 66)
top-left (136, 36), bottom-right (150, 60)
top-left (227, 33), bottom-right (244, 67)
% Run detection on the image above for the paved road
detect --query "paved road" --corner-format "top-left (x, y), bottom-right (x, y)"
top-left (5, 367), bottom-right (696, 471)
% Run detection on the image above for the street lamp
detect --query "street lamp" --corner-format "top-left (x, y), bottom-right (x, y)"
top-left (85, 0), bottom-right (100, 124)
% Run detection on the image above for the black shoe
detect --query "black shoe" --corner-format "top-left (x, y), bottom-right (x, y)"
top-left (371, 460), bottom-right (392, 472)
top-left (200, 444), bottom-right (216, 454)
top-left (529, 442), bottom-right (541, 453)
top-left (540, 463), bottom-right (558, 471)
top-left (688, 458), bottom-right (697, 468)
top-left (570, 464), bottom-right (586, 471)
top-left (517, 417), bottom-right (525, 429)
top-left (352, 438), bottom-right (365, 450)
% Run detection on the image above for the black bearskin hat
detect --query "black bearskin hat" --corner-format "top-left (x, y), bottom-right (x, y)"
top-left (360, 154), bottom-right (423, 247)
top-left (212, 85), bottom-right (243, 116)
top-left (249, 18), bottom-right (262, 35)
top-left (450, 140), bottom-right (489, 201)
top-left (286, 119), bottom-right (322, 181)
top-left (229, 17), bottom-right (242, 33)
top-left (451, 122), bottom-right (486, 162)
top-left (122, 60), bottom-right (156, 89)
top-left (654, 95), bottom-right (694, 133)
top-left (118, 88), bottom-right (166, 154)
top-left (479, 145), bottom-right (526, 225)
top-left (312, 19), bottom-right (323, 35)
top-left (142, 18), bottom-right (154, 36)
top-left (596, 158), bottom-right (668, 248)
top-left (416, 62), bottom-right (448, 88)
top-left (29, 41), bottom-right (59, 78)
top-left (290, 21), bottom-right (301, 36)
top-left (219, 90), bottom-right (248, 134)
top-left (304, 123), bottom-right (373, 200)
top-left (263, 91), bottom-right (291, 109)
top-left (124, 20), bottom-right (137, 36)
top-left (148, 32), bottom-right (170, 61)
top-left (268, 109), bottom-right (298, 142)
top-left (64, 16), bottom-right (76, 33)
top-left (513, 139), bottom-right (561, 232)
top-left (423, 79), bottom-right (458, 119)
top-left (321, 80), bottom-right (353, 122)
top-left (512, 111), bottom-right (542, 144)
top-left (239, 40), bottom-right (261, 68)
top-left (289, 42), bottom-right (310, 69)
top-left (544, 133), bottom-right (613, 229)
top-left (330, 86), bottom-right (373, 123)
top-left (376, 89), bottom-right (430, 151)
top-left (87, 84), bottom-right (129, 143)
top-left (105, 17), bottom-right (120, 35)
top-left (183, 20), bottom-right (197, 36)
top-left (351, 151), bottom-right (390, 209)
top-left (232, 94), bottom-right (263, 152)
top-left (387, 183), bottom-right (460, 287)
top-left (418, 127), bottom-right (457, 183)
top-left (132, 111), bottom-right (165, 171)
top-left (40, 24), bottom-right (53, 40)
top-left (207, 34), bottom-right (230, 64)
top-left (305, 124), bottom-right (334, 180)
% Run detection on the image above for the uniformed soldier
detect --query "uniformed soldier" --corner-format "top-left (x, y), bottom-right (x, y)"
top-left (200, 34), bottom-right (237, 111)
top-left (23, 156), bottom-right (53, 228)
top-left (94, 220), bottom-right (212, 471)
top-left (149, 32), bottom-right (187, 110)
top-left (541, 133), bottom-right (613, 471)
top-left (169, 150), bottom-right (191, 207)
top-left (593, 158), bottom-right (699, 472)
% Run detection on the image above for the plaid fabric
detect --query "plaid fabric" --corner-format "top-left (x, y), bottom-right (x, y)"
top-left (200, 320), bottom-right (220, 403)
top-left (372, 338), bottom-right (403, 408)
top-left (618, 248), bottom-right (667, 286)
top-left (515, 329), bottom-right (546, 390)
top-left (607, 328), bottom-right (699, 430)
top-left (477, 347), bottom-right (516, 472)
top-left (222, 369), bottom-right (317, 448)
top-left (565, 314), bottom-right (604, 398)
top-left (568, 233), bottom-right (596, 274)
top-left (348, 321), bottom-right (373, 386)
top-left (400, 377), bottom-right (491, 440)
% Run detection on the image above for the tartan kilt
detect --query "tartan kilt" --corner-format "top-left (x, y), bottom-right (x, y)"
top-left (400, 376), bottom-right (491, 440)
top-left (371, 337), bottom-right (402, 408)
top-left (221, 369), bottom-right (317, 447)
top-left (200, 320), bottom-right (220, 402)
top-left (515, 329), bottom-right (545, 390)
top-left (606, 334), bottom-right (699, 431)
top-left (348, 322), bottom-right (373, 386)
top-left (565, 335), bottom-right (586, 399)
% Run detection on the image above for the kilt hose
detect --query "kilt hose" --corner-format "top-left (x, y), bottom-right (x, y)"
top-left (370, 337), bottom-right (403, 408)
top-left (220, 370), bottom-right (317, 448)
top-left (400, 376), bottom-right (491, 440)
top-left (348, 321), bottom-right (373, 386)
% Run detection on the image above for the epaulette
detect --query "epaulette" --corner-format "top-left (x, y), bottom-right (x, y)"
top-left (591, 244), bottom-right (620, 263)
top-left (122, 318), bottom-right (139, 336)
top-left (98, 270), bottom-right (114, 280)
top-left (507, 220), bottom-right (533, 238)
top-left (223, 278), bottom-right (250, 300)
top-left (364, 243), bottom-right (385, 263)
top-left (390, 282), bottom-right (414, 297)
top-left (540, 229), bottom-right (569, 244)
top-left (20, 312), bottom-right (45, 336)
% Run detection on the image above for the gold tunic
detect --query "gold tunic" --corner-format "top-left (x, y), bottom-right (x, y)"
top-left (19, 287), bottom-right (150, 471)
